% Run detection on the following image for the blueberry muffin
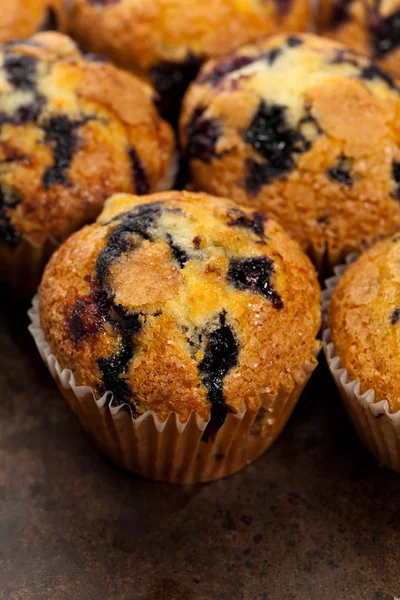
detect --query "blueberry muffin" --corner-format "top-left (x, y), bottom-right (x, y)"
top-left (0, 32), bottom-right (175, 295)
top-left (327, 235), bottom-right (400, 470)
top-left (38, 190), bottom-right (321, 480)
top-left (180, 33), bottom-right (400, 270)
top-left (0, 0), bottom-right (67, 44)
top-left (69, 0), bottom-right (311, 122)
top-left (318, 0), bottom-right (400, 79)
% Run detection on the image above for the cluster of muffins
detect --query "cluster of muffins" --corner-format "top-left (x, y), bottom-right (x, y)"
top-left (0, 0), bottom-right (399, 481)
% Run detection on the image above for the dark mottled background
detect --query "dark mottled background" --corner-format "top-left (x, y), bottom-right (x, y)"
top-left (1, 296), bottom-right (399, 600)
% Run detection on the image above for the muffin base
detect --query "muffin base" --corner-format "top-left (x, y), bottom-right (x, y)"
top-left (29, 295), bottom-right (320, 483)
top-left (323, 257), bottom-right (400, 473)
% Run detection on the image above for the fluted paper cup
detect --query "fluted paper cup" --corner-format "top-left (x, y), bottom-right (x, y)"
top-left (29, 294), bottom-right (320, 483)
top-left (323, 256), bottom-right (400, 472)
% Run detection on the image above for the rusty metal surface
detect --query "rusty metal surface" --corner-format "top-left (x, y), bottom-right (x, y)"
top-left (1, 296), bottom-right (399, 600)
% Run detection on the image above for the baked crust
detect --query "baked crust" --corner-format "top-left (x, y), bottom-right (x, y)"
top-left (329, 234), bottom-right (400, 413)
top-left (180, 33), bottom-right (400, 268)
top-left (0, 32), bottom-right (174, 248)
top-left (40, 190), bottom-right (321, 427)
top-left (0, 0), bottom-right (67, 43)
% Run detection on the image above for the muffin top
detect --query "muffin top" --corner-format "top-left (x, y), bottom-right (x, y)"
top-left (329, 234), bottom-right (400, 412)
top-left (69, 0), bottom-right (310, 121)
top-left (180, 33), bottom-right (400, 268)
top-left (0, 33), bottom-right (174, 248)
top-left (0, 0), bottom-right (67, 44)
top-left (318, 0), bottom-right (400, 78)
top-left (39, 190), bottom-right (321, 436)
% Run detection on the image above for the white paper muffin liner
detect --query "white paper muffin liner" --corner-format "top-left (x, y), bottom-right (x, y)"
top-left (28, 294), bottom-right (320, 483)
top-left (323, 255), bottom-right (400, 472)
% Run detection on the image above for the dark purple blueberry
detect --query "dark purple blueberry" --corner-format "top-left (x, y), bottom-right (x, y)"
top-left (166, 233), bottom-right (189, 268)
top-left (186, 107), bottom-right (222, 163)
top-left (391, 308), bottom-right (400, 324)
top-left (68, 290), bottom-right (109, 343)
top-left (199, 313), bottom-right (239, 441)
top-left (360, 64), bottom-right (397, 89)
top-left (328, 0), bottom-right (354, 29)
top-left (95, 202), bottom-right (162, 286)
top-left (0, 95), bottom-right (45, 127)
top-left (38, 7), bottom-right (58, 31)
top-left (271, 0), bottom-right (293, 17)
top-left (287, 36), bottom-right (303, 47)
top-left (3, 54), bottom-right (38, 91)
top-left (42, 115), bottom-right (92, 188)
top-left (128, 147), bottom-right (150, 195)
top-left (392, 161), bottom-right (400, 200)
top-left (198, 55), bottom-right (256, 86)
top-left (370, 8), bottom-right (400, 58)
top-left (330, 48), bottom-right (361, 67)
top-left (242, 101), bottom-right (311, 193)
top-left (327, 155), bottom-right (353, 187)
top-left (0, 186), bottom-right (21, 247)
top-left (227, 256), bottom-right (283, 309)
top-left (265, 48), bottom-right (282, 64)
top-left (227, 207), bottom-right (267, 239)
top-left (150, 54), bottom-right (203, 124)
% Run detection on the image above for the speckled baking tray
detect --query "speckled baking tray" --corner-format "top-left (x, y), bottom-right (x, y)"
top-left (1, 295), bottom-right (400, 600)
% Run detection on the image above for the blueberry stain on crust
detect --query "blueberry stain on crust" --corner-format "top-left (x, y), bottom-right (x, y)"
top-left (69, 290), bottom-right (109, 343)
top-left (360, 64), bottom-right (397, 89)
top-left (391, 308), bottom-right (400, 324)
top-left (166, 233), bottom-right (189, 268)
top-left (228, 256), bottom-right (284, 309)
top-left (3, 54), bottom-right (38, 91)
top-left (327, 155), bottom-right (353, 187)
top-left (0, 96), bottom-right (45, 127)
top-left (128, 147), bottom-right (150, 195)
top-left (0, 185), bottom-right (21, 247)
top-left (200, 312), bottom-right (239, 441)
top-left (242, 101), bottom-right (311, 193)
top-left (392, 161), bottom-right (400, 200)
top-left (227, 207), bottom-right (266, 240)
top-left (199, 55), bottom-right (256, 86)
top-left (186, 107), bottom-right (222, 163)
top-left (96, 202), bottom-right (162, 285)
top-left (91, 203), bottom-right (165, 407)
top-left (42, 116), bottom-right (92, 188)
top-left (370, 8), bottom-right (400, 58)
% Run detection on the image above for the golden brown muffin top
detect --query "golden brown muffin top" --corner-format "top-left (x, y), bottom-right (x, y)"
top-left (0, 32), bottom-right (174, 248)
top-left (318, 0), bottom-right (400, 78)
top-left (329, 234), bottom-right (400, 412)
top-left (40, 190), bottom-right (321, 437)
top-left (180, 33), bottom-right (400, 269)
top-left (0, 0), bottom-right (67, 44)
top-left (69, 0), bottom-right (310, 121)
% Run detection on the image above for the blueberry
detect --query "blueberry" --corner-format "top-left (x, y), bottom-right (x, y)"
top-left (227, 207), bottom-right (267, 239)
top-left (392, 161), bottom-right (400, 200)
top-left (3, 54), bottom-right (38, 91)
top-left (166, 233), bottom-right (189, 268)
top-left (186, 107), bottom-right (222, 163)
top-left (199, 313), bottom-right (239, 441)
top-left (370, 9), bottom-right (400, 58)
top-left (360, 64), bottom-right (397, 90)
top-left (227, 256), bottom-right (284, 309)
top-left (327, 155), bottom-right (353, 187)
top-left (391, 307), bottom-right (400, 324)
